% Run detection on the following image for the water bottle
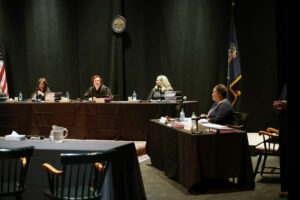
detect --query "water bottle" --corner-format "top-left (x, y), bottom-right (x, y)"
top-left (49, 131), bottom-right (54, 142)
top-left (18, 91), bottom-right (23, 101)
top-left (180, 108), bottom-right (185, 122)
top-left (132, 91), bottom-right (137, 100)
top-left (191, 112), bottom-right (196, 130)
top-left (66, 91), bottom-right (70, 100)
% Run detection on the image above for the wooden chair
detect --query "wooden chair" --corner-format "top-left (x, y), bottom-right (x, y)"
top-left (0, 146), bottom-right (35, 200)
top-left (254, 127), bottom-right (280, 177)
top-left (42, 149), bottom-right (115, 200)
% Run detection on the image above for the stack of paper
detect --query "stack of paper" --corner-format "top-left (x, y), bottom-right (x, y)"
top-left (5, 131), bottom-right (26, 141)
top-left (202, 123), bottom-right (235, 134)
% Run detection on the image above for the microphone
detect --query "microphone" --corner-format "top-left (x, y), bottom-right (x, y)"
top-left (35, 89), bottom-right (40, 101)
top-left (157, 85), bottom-right (162, 93)
top-left (192, 116), bottom-right (207, 120)
top-left (91, 88), bottom-right (94, 102)
top-left (191, 115), bottom-right (203, 134)
top-left (176, 96), bottom-right (187, 111)
top-left (158, 85), bottom-right (163, 100)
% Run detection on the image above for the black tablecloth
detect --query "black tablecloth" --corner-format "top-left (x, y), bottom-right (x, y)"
top-left (0, 101), bottom-right (199, 140)
top-left (0, 139), bottom-right (146, 200)
top-left (146, 119), bottom-right (255, 191)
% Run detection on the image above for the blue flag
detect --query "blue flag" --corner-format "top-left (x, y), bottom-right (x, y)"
top-left (227, 1), bottom-right (242, 106)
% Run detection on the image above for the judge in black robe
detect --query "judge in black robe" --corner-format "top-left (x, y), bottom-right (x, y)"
top-left (84, 75), bottom-right (113, 100)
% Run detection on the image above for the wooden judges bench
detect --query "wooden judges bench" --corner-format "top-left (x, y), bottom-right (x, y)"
top-left (0, 101), bottom-right (199, 140)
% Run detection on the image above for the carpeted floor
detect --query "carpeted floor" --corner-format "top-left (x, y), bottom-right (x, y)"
top-left (139, 155), bottom-right (283, 200)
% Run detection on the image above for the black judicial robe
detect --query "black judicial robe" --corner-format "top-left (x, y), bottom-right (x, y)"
top-left (84, 85), bottom-right (113, 99)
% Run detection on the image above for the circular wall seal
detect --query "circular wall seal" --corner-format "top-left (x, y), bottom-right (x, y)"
top-left (112, 15), bottom-right (126, 33)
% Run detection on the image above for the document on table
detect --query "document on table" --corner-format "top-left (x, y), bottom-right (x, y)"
top-left (201, 123), bottom-right (233, 129)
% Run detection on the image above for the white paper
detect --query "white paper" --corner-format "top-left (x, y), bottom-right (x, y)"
top-left (5, 131), bottom-right (25, 141)
top-left (159, 117), bottom-right (166, 124)
top-left (202, 123), bottom-right (233, 129)
top-left (199, 118), bottom-right (209, 123)
top-left (183, 123), bottom-right (192, 131)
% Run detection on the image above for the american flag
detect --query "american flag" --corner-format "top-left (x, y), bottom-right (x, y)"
top-left (0, 48), bottom-right (8, 98)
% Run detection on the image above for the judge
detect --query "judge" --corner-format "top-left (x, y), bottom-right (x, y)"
top-left (200, 83), bottom-right (236, 125)
top-left (84, 75), bottom-right (113, 100)
top-left (31, 78), bottom-right (51, 100)
top-left (147, 75), bottom-right (173, 100)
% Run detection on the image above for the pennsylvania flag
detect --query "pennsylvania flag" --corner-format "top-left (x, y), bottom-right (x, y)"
top-left (227, 1), bottom-right (241, 106)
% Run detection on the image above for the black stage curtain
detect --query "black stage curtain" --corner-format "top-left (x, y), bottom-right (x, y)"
top-left (0, 0), bottom-right (283, 131)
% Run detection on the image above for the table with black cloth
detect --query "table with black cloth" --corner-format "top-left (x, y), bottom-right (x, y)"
top-left (146, 119), bottom-right (255, 191)
top-left (0, 139), bottom-right (146, 200)
top-left (0, 101), bottom-right (199, 140)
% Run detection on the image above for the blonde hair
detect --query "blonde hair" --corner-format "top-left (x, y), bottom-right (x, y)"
top-left (155, 75), bottom-right (173, 91)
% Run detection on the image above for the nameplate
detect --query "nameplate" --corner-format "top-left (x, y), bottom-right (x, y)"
top-left (183, 123), bottom-right (192, 131)
top-left (95, 98), bottom-right (105, 103)
top-left (26, 135), bottom-right (45, 140)
top-left (128, 100), bottom-right (140, 103)
top-left (159, 117), bottom-right (166, 124)
top-left (60, 98), bottom-right (70, 103)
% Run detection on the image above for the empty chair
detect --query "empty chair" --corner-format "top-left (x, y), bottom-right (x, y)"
top-left (235, 112), bottom-right (249, 127)
top-left (254, 127), bottom-right (280, 177)
top-left (0, 146), bottom-right (35, 200)
top-left (226, 112), bottom-right (250, 130)
top-left (42, 149), bottom-right (115, 200)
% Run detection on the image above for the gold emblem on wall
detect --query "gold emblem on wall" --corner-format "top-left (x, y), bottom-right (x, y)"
top-left (112, 15), bottom-right (126, 33)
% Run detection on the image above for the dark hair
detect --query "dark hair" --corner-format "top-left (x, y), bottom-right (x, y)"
top-left (214, 83), bottom-right (227, 99)
top-left (37, 78), bottom-right (49, 92)
top-left (91, 75), bottom-right (103, 85)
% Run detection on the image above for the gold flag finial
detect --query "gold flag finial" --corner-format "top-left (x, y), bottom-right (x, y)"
top-left (232, 1), bottom-right (235, 7)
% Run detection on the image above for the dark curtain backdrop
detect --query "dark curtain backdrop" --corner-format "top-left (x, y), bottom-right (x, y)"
top-left (0, 0), bottom-right (284, 131)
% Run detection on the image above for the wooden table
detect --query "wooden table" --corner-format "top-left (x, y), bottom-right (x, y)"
top-left (0, 139), bottom-right (146, 200)
top-left (146, 119), bottom-right (255, 191)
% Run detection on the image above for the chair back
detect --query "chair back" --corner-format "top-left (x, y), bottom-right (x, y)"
top-left (0, 146), bottom-right (34, 197)
top-left (45, 149), bottom-right (115, 200)
top-left (261, 132), bottom-right (279, 156)
top-left (234, 112), bottom-right (250, 129)
top-left (254, 128), bottom-right (280, 177)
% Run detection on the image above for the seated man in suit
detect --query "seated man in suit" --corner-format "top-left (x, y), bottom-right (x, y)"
top-left (201, 83), bottom-right (236, 125)
top-left (84, 75), bottom-right (113, 100)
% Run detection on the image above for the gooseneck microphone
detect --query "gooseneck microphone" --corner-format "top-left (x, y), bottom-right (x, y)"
top-left (158, 85), bottom-right (163, 101)
top-left (91, 87), bottom-right (94, 102)
top-left (176, 96), bottom-right (187, 111)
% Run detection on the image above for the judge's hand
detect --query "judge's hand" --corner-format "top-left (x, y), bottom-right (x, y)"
top-left (273, 100), bottom-right (287, 111)
top-left (37, 91), bottom-right (45, 96)
top-left (200, 114), bottom-right (207, 118)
